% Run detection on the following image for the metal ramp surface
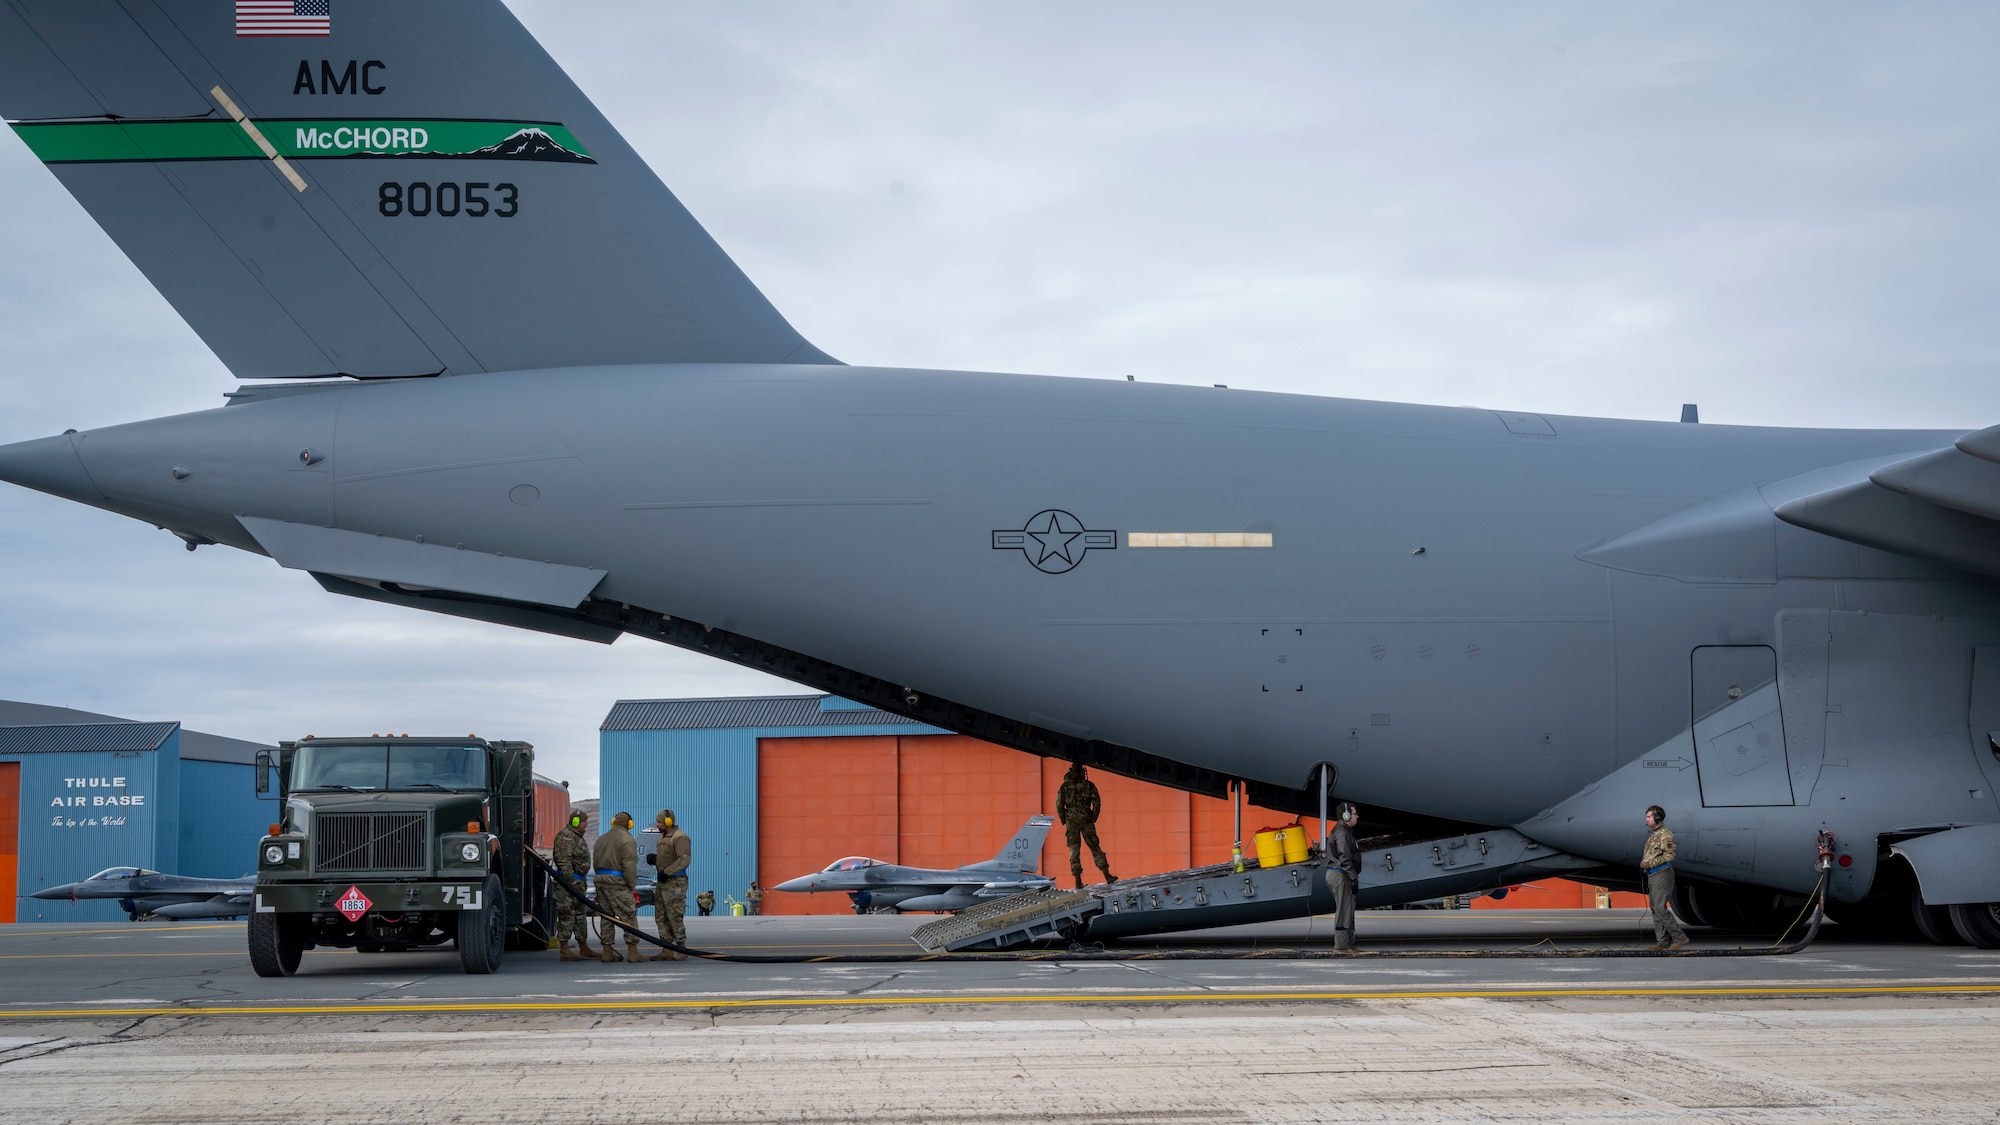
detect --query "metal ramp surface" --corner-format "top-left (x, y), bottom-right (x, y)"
top-left (910, 888), bottom-right (1102, 952)
top-left (907, 828), bottom-right (1593, 951)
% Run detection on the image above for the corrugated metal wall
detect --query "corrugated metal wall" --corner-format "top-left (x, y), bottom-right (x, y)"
top-left (0, 762), bottom-right (17, 924)
top-left (177, 760), bottom-right (266, 879)
top-left (759, 736), bottom-right (899, 916)
top-left (600, 728), bottom-right (760, 914)
top-left (752, 734), bottom-right (1313, 915)
top-left (9, 737), bottom-right (179, 922)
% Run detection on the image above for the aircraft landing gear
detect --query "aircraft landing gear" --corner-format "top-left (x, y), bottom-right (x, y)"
top-left (1948, 902), bottom-right (2000, 948)
top-left (1909, 884), bottom-right (1966, 945)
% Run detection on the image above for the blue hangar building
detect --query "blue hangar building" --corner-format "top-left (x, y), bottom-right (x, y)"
top-left (1, 700), bottom-right (273, 922)
top-left (599, 695), bottom-right (942, 912)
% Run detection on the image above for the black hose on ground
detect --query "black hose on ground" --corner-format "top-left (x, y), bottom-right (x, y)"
top-left (527, 851), bottom-right (1826, 962)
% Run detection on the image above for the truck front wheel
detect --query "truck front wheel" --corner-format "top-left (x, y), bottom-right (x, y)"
top-left (458, 874), bottom-right (507, 974)
top-left (248, 913), bottom-right (304, 977)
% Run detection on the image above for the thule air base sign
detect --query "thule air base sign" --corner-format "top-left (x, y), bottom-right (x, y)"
top-left (13, 120), bottom-right (594, 164)
top-left (335, 885), bottom-right (372, 922)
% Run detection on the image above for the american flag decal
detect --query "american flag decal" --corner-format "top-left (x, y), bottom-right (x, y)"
top-left (237, 0), bottom-right (330, 37)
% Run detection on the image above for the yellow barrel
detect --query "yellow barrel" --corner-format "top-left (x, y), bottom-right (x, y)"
top-left (1278, 824), bottom-right (1311, 865)
top-left (1253, 828), bottom-right (1284, 869)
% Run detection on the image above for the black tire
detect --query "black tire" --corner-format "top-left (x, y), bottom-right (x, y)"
top-left (458, 874), bottom-right (507, 974)
top-left (1911, 884), bottom-right (1966, 945)
top-left (1687, 884), bottom-right (1749, 930)
top-left (248, 912), bottom-right (304, 977)
top-left (1949, 901), bottom-right (2000, 948)
top-left (1674, 884), bottom-right (1711, 928)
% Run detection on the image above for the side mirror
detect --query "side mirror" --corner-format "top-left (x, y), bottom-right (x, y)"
top-left (255, 748), bottom-right (273, 796)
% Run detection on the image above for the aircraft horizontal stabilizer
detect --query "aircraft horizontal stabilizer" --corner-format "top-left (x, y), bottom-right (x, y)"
top-left (1775, 423), bottom-right (2000, 580)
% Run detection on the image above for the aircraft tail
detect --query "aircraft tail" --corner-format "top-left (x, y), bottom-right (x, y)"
top-left (0, 0), bottom-right (835, 379)
top-left (966, 816), bottom-right (1054, 873)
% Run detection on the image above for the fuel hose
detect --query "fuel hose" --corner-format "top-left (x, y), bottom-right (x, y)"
top-left (527, 851), bottom-right (1826, 963)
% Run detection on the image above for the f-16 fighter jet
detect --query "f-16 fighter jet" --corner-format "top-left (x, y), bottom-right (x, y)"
top-left (775, 817), bottom-right (1056, 913)
top-left (33, 867), bottom-right (257, 921)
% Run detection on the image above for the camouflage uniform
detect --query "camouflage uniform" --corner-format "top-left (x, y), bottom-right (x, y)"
top-left (745, 882), bottom-right (763, 915)
top-left (1642, 822), bottom-right (1688, 948)
top-left (651, 818), bottom-right (692, 958)
top-left (591, 818), bottom-right (641, 961)
top-left (551, 820), bottom-right (594, 956)
top-left (1057, 765), bottom-right (1114, 887)
top-left (696, 890), bottom-right (716, 916)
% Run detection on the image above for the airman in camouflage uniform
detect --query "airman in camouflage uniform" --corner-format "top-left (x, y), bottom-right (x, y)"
top-left (648, 808), bottom-right (692, 960)
top-left (1642, 804), bottom-right (1689, 950)
top-left (552, 808), bottom-right (596, 960)
top-left (696, 889), bottom-right (716, 916)
top-left (591, 811), bottom-right (642, 963)
top-left (1057, 762), bottom-right (1115, 888)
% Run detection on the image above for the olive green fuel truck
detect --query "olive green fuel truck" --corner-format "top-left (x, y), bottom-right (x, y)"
top-left (247, 735), bottom-right (561, 976)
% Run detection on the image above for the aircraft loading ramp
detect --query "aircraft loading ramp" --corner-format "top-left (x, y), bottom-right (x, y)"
top-left (912, 828), bottom-right (1597, 952)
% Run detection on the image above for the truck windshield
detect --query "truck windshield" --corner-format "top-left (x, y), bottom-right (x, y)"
top-left (292, 744), bottom-right (488, 791)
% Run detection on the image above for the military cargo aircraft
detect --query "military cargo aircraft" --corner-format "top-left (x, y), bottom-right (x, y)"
top-left (3, 3), bottom-right (2000, 946)
top-left (33, 867), bottom-right (256, 921)
top-left (775, 816), bottom-right (1057, 913)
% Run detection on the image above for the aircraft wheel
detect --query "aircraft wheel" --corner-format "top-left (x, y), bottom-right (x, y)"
top-left (457, 874), bottom-right (507, 974)
top-left (248, 913), bottom-right (304, 977)
top-left (1673, 884), bottom-right (1710, 928)
top-left (1910, 885), bottom-right (1966, 945)
top-left (1686, 884), bottom-right (1751, 930)
top-left (1948, 902), bottom-right (2000, 949)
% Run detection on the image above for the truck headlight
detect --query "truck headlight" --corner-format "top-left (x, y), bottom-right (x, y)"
top-left (459, 842), bottom-right (481, 862)
top-left (263, 844), bottom-right (285, 865)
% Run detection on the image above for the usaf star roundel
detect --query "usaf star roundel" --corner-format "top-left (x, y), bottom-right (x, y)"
top-left (992, 510), bottom-right (1117, 574)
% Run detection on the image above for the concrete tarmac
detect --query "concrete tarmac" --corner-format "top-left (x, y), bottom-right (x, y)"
top-left (3, 912), bottom-right (1999, 1122)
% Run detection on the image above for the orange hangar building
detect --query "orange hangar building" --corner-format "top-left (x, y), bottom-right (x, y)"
top-left (599, 694), bottom-right (1629, 916)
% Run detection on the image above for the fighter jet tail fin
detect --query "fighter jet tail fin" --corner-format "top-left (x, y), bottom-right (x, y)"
top-left (966, 816), bottom-right (1055, 873)
top-left (0, 0), bottom-right (836, 380)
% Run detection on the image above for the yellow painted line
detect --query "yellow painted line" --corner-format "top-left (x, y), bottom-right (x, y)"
top-left (7, 982), bottom-right (2000, 1019)
top-left (0, 925), bottom-right (241, 938)
top-left (0, 952), bottom-right (245, 960)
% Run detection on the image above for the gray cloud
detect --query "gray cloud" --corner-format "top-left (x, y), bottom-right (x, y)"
top-left (4, 2), bottom-right (1999, 793)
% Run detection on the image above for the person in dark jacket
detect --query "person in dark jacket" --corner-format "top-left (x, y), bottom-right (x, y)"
top-left (1324, 803), bottom-right (1361, 950)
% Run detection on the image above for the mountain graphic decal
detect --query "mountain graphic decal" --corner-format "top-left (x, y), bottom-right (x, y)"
top-left (460, 127), bottom-right (595, 163)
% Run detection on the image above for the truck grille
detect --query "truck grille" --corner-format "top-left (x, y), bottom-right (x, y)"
top-left (315, 812), bottom-right (427, 873)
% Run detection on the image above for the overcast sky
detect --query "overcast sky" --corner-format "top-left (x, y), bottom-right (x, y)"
top-left (3, 3), bottom-right (1998, 795)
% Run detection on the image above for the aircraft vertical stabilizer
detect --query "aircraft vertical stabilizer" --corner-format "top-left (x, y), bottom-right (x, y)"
top-left (967, 816), bottom-right (1055, 873)
top-left (0, 0), bottom-right (836, 379)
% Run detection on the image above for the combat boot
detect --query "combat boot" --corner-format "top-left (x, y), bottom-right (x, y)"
top-left (559, 942), bottom-right (580, 962)
top-left (600, 944), bottom-right (623, 963)
top-left (646, 943), bottom-right (675, 961)
top-left (626, 942), bottom-right (644, 964)
top-left (575, 933), bottom-right (597, 957)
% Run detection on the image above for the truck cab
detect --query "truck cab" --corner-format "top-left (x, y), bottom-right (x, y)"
top-left (248, 735), bottom-right (554, 976)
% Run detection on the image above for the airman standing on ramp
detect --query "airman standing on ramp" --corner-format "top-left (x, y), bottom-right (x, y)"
top-left (1058, 763), bottom-right (1115, 888)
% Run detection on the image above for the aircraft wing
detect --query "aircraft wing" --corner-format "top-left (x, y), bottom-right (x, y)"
top-left (1774, 423), bottom-right (2000, 580)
